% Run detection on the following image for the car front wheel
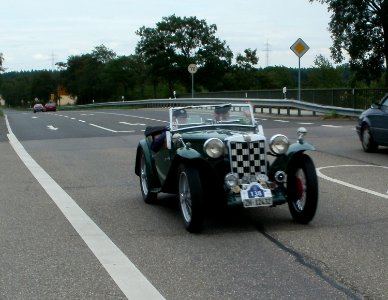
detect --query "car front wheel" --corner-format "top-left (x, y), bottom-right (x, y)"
top-left (361, 124), bottom-right (378, 152)
top-left (139, 150), bottom-right (157, 204)
top-left (178, 164), bottom-right (204, 233)
top-left (287, 153), bottom-right (318, 224)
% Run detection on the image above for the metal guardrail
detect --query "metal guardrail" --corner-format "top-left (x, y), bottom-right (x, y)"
top-left (61, 98), bottom-right (364, 117)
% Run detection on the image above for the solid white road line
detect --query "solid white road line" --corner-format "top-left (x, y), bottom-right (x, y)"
top-left (89, 123), bottom-right (118, 132)
top-left (317, 165), bottom-right (388, 199)
top-left (5, 115), bottom-right (165, 300)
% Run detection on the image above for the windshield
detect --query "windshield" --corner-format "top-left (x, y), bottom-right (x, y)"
top-left (169, 103), bottom-right (255, 131)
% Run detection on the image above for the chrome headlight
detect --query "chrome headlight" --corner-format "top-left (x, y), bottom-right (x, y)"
top-left (203, 138), bottom-right (224, 158)
top-left (269, 134), bottom-right (289, 155)
top-left (224, 173), bottom-right (239, 187)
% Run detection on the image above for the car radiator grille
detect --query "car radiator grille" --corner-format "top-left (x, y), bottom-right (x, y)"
top-left (229, 140), bottom-right (266, 179)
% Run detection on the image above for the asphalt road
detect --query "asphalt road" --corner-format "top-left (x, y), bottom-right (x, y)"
top-left (1, 108), bottom-right (387, 299)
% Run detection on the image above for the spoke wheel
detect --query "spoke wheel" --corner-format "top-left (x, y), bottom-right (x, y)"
top-left (287, 154), bottom-right (318, 224)
top-left (139, 151), bottom-right (157, 204)
top-left (178, 164), bottom-right (204, 233)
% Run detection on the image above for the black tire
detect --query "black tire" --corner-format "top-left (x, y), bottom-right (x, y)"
top-left (139, 150), bottom-right (157, 204)
top-left (178, 164), bottom-right (204, 233)
top-left (361, 124), bottom-right (378, 152)
top-left (287, 153), bottom-right (318, 224)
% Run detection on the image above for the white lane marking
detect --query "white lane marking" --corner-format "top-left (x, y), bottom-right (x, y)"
top-left (5, 115), bottom-right (165, 300)
top-left (119, 122), bottom-right (146, 126)
top-left (274, 120), bottom-right (290, 123)
top-left (321, 125), bottom-right (342, 128)
top-left (79, 120), bottom-right (86, 123)
top-left (32, 116), bottom-right (38, 119)
top-left (47, 125), bottom-right (58, 130)
top-left (92, 112), bottom-right (169, 123)
top-left (299, 122), bottom-right (314, 125)
top-left (89, 123), bottom-right (117, 132)
top-left (317, 165), bottom-right (388, 199)
top-left (89, 123), bottom-right (134, 133)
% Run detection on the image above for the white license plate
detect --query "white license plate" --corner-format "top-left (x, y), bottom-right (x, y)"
top-left (242, 197), bottom-right (273, 207)
top-left (241, 182), bottom-right (273, 207)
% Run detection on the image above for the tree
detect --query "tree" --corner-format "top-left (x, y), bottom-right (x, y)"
top-left (260, 66), bottom-right (295, 89)
top-left (61, 54), bottom-right (101, 103)
top-left (102, 55), bottom-right (149, 100)
top-left (305, 54), bottom-right (344, 87)
top-left (92, 44), bottom-right (117, 64)
top-left (59, 45), bottom-right (117, 103)
top-left (236, 48), bottom-right (259, 69)
top-left (224, 49), bottom-right (260, 90)
top-left (135, 15), bottom-right (233, 95)
top-left (310, 0), bottom-right (388, 86)
top-left (30, 71), bottom-right (58, 101)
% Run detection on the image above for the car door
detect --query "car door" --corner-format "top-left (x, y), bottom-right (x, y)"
top-left (153, 131), bottom-right (172, 186)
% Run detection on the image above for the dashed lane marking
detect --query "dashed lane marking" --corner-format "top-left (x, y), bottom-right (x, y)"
top-left (321, 124), bottom-right (343, 128)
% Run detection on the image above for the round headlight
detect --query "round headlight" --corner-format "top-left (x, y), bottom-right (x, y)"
top-left (269, 134), bottom-right (289, 155)
top-left (204, 138), bottom-right (224, 158)
top-left (224, 173), bottom-right (239, 187)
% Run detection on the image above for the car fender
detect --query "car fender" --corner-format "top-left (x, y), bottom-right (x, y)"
top-left (359, 114), bottom-right (372, 127)
top-left (134, 139), bottom-right (161, 189)
top-left (161, 147), bottom-right (207, 194)
top-left (269, 141), bottom-right (315, 176)
top-left (135, 139), bottom-right (150, 176)
top-left (287, 141), bottom-right (315, 154)
top-left (176, 147), bottom-right (202, 159)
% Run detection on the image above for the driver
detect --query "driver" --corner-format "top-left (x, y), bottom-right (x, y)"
top-left (150, 108), bottom-right (187, 152)
top-left (172, 109), bottom-right (188, 124)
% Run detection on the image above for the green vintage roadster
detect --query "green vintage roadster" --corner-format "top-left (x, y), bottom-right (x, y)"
top-left (135, 103), bottom-right (318, 232)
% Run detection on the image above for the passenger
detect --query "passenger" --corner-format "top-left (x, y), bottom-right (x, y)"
top-left (214, 105), bottom-right (231, 121)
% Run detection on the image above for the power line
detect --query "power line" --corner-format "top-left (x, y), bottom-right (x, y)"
top-left (263, 40), bottom-right (271, 67)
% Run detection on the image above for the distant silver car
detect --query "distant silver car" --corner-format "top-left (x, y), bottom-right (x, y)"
top-left (33, 103), bottom-right (45, 113)
top-left (356, 93), bottom-right (388, 152)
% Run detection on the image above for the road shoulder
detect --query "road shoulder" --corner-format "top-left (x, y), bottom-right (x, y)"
top-left (0, 115), bottom-right (8, 142)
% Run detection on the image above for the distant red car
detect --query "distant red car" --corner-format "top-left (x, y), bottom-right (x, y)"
top-left (45, 102), bottom-right (57, 112)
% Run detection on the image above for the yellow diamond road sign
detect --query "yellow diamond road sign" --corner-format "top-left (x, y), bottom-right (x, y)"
top-left (290, 38), bottom-right (309, 58)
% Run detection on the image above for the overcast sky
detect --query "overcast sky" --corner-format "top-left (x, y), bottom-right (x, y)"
top-left (1, 0), bottom-right (334, 72)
